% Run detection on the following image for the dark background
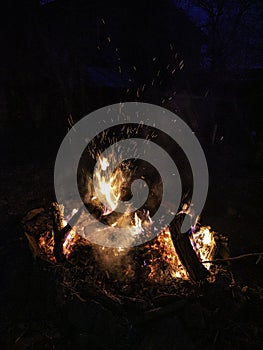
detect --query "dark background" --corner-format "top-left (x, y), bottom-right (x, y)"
top-left (0, 0), bottom-right (262, 349)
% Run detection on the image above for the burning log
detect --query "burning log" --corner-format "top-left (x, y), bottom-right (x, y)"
top-left (168, 214), bottom-right (209, 283)
top-left (51, 202), bottom-right (66, 263)
top-left (52, 203), bottom-right (87, 262)
top-left (59, 205), bottom-right (85, 237)
top-left (22, 202), bottom-right (223, 297)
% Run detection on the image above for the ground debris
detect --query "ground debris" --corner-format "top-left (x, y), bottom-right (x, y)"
top-left (16, 206), bottom-right (263, 349)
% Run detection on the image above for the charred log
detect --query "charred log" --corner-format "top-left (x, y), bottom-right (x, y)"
top-left (51, 202), bottom-right (66, 263)
top-left (168, 214), bottom-right (209, 283)
top-left (60, 205), bottom-right (85, 236)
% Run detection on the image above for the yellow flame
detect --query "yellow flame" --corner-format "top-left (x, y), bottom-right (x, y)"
top-left (99, 156), bottom-right (109, 171)
top-left (37, 151), bottom-right (216, 280)
top-left (148, 228), bottom-right (189, 280)
top-left (93, 156), bottom-right (125, 214)
top-left (63, 229), bottom-right (77, 257)
top-left (147, 226), bottom-right (215, 280)
top-left (191, 226), bottom-right (214, 270)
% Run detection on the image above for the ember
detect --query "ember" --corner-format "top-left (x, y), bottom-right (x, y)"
top-left (23, 117), bottom-right (227, 292)
top-left (23, 203), bottom-right (223, 290)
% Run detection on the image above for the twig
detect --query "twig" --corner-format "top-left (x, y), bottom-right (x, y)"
top-left (61, 282), bottom-right (87, 302)
top-left (202, 252), bottom-right (263, 264)
top-left (213, 329), bottom-right (220, 345)
top-left (256, 255), bottom-right (262, 264)
top-left (135, 300), bottom-right (186, 325)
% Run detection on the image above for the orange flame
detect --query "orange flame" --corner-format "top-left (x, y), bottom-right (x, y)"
top-left (37, 152), bottom-right (216, 280)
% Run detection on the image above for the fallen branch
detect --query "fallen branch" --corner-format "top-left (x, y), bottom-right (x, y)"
top-left (61, 282), bottom-right (87, 302)
top-left (202, 252), bottom-right (263, 264)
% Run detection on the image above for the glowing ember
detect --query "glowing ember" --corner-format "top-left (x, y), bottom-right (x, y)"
top-left (38, 231), bottom-right (55, 262)
top-left (146, 226), bottom-right (215, 281)
top-left (35, 151), bottom-right (216, 280)
top-left (147, 228), bottom-right (188, 280)
top-left (36, 220), bottom-right (216, 281)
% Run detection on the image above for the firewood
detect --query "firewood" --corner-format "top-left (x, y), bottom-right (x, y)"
top-left (59, 205), bottom-right (85, 237)
top-left (168, 213), bottom-right (209, 283)
top-left (51, 202), bottom-right (66, 263)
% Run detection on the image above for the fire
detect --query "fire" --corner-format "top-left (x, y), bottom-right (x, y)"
top-left (37, 220), bottom-right (78, 260)
top-left (131, 211), bottom-right (153, 237)
top-left (191, 226), bottom-right (215, 269)
top-left (146, 225), bottom-right (215, 281)
top-left (147, 228), bottom-right (189, 280)
top-left (99, 156), bottom-right (109, 171)
top-left (38, 231), bottom-right (56, 262)
top-left (93, 155), bottom-right (126, 215)
top-left (63, 228), bottom-right (77, 257)
top-left (36, 221), bottom-right (215, 281)
top-left (35, 153), bottom-right (216, 281)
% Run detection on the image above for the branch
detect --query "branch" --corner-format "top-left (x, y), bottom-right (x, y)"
top-left (51, 202), bottom-right (66, 263)
top-left (202, 252), bottom-right (263, 264)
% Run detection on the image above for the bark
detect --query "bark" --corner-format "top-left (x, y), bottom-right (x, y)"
top-left (51, 202), bottom-right (66, 263)
top-left (168, 213), bottom-right (209, 283)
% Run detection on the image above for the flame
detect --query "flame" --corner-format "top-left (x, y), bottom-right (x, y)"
top-left (131, 212), bottom-right (144, 236)
top-left (146, 226), bottom-right (215, 281)
top-left (37, 219), bottom-right (215, 281)
top-left (61, 219), bottom-right (77, 258)
top-left (99, 156), bottom-right (109, 171)
top-left (91, 154), bottom-right (154, 243)
top-left (36, 152), bottom-right (216, 281)
top-left (93, 155), bottom-right (126, 215)
top-left (37, 220), bottom-right (78, 260)
top-left (191, 226), bottom-right (215, 270)
top-left (38, 231), bottom-right (55, 262)
top-left (63, 229), bottom-right (77, 257)
top-left (147, 228), bottom-right (189, 280)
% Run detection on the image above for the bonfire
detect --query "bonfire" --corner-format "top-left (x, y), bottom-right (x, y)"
top-left (22, 149), bottom-right (232, 299)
